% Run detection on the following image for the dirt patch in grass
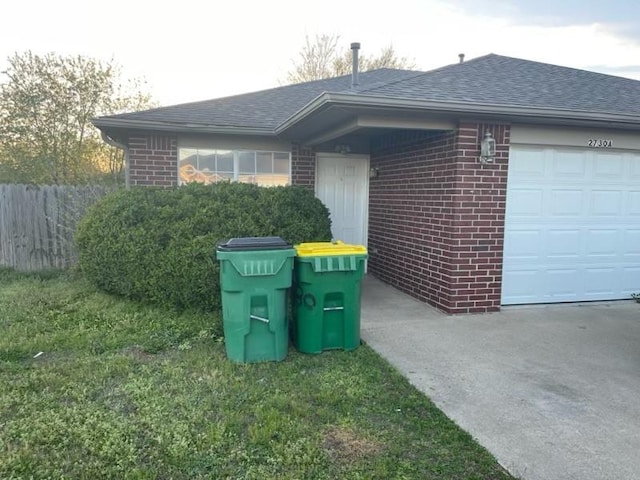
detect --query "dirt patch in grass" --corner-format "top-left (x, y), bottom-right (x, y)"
top-left (119, 345), bottom-right (156, 362)
top-left (323, 426), bottom-right (384, 464)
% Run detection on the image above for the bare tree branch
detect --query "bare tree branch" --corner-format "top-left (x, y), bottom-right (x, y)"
top-left (286, 34), bottom-right (417, 83)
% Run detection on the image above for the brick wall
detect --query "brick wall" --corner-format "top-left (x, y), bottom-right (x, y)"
top-left (368, 123), bottom-right (510, 314)
top-left (291, 143), bottom-right (315, 189)
top-left (127, 134), bottom-right (178, 187)
top-left (449, 122), bottom-right (510, 313)
top-left (368, 130), bottom-right (459, 311)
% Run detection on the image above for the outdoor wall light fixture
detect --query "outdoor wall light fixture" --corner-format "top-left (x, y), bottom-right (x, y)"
top-left (479, 132), bottom-right (496, 164)
top-left (335, 144), bottom-right (351, 154)
top-left (369, 167), bottom-right (379, 179)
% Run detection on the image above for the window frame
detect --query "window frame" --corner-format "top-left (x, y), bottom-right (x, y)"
top-left (178, 147), bottom-right (292, 186)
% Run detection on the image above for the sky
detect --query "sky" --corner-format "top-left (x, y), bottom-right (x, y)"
top-left (2, 0), bottom-right (640, 107)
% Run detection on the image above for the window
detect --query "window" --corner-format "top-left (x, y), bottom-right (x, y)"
top-left (178, 148), bottom-right (291, 186)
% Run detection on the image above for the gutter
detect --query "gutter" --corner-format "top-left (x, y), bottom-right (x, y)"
top-left (93, 118), bottom-right (275, 137)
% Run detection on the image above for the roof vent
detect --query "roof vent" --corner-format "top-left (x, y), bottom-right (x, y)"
top-left (351, 42), bottom-right (361, 88)
top-left (458, 53), bottom-right (465, 64)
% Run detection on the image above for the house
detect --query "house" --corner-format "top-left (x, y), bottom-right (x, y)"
top-left (93, 48), bottom-right (640, 314)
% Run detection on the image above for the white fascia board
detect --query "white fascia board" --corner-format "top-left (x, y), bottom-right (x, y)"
top-left (276, 93), bottom-right (640, 134)
top-left (92, 118), bottom-right (274, 136)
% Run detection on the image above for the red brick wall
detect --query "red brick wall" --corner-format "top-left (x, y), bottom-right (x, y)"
top-left (291, 143), bottom-right (315, 189)
top-left (368, 123), bottom-right (510, 314)
top-left (449, 122), bottom-right (510, 313)
top-left (368, 130), bottom-right (459, 311)
top-left (127, 134), bottom-right (178, 187)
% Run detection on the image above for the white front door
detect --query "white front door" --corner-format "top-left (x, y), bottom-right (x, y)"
top-left (315, 154), bottom-right (369, 245)
top-left (502, 146), bottom-right (640, 305)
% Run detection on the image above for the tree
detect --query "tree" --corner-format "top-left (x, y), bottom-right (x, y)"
top-left (0, 52), bottom-right (155, 185)
top-left (92, 77), bottom-right (156, 184)
top-left (286, 34), bottom-right (416, 84)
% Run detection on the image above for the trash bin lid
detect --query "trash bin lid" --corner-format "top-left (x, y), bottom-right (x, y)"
top-left (217, 236), bottom-right (292, 251)
top-left (295, 241), bottom-right (368, 257)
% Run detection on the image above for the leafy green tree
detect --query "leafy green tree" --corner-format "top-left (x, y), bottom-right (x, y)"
top-left (0, 52), bottom-right (155, 185)
top-left (287, 34), bottom-right (416, 84)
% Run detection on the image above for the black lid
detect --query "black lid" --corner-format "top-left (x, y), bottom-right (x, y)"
top-left (216, 236), bottom-right (292, 251)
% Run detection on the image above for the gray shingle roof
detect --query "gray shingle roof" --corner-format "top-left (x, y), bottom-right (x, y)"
top-left (94, 54), bottom-right (640, 132)
top-left (95, 69), bottom-right (424, 131)
top-left (360, 54), bottom-right (640, 116)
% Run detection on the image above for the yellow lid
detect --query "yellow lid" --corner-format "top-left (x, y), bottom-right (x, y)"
top-left (295, 240), bottom-right (368, 257)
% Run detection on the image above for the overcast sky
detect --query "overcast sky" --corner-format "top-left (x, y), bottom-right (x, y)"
top-left (2, 0), bottom-right (640, 107)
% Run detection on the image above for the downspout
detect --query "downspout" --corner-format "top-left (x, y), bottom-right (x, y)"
top-left (100, 131), bottom-right (130, 188)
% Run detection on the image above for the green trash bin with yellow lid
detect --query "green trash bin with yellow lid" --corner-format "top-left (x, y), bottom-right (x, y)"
top-left (292, 241), bottom-right (368, 354)
top-left (216, 236), bottom-right (295, 363)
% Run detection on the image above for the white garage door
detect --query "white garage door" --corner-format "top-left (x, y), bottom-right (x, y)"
top-left (502, 146), bottom-right (640, 305)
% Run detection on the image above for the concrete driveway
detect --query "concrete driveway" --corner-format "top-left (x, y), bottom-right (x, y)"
top-left (360, 276), bottom-right (640, 480)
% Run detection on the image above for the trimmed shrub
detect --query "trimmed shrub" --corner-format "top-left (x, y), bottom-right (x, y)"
top-left (76, 182), bottom-right (332, 311)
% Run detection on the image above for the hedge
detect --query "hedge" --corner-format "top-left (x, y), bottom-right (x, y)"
top-left (76, 182), bottom-right (332, 311)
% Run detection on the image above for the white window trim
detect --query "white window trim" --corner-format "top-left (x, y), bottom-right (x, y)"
top-left (177, 147), bottom-right (292, 186)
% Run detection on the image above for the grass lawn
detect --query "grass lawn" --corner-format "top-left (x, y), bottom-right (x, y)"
top-left (0, 269), bottom-right (514, 479)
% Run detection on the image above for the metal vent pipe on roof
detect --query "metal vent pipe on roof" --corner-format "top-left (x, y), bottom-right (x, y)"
top-left (351, 42), bottom-right (360, 88)
top-left (459, 53), bottom-right (465, 63)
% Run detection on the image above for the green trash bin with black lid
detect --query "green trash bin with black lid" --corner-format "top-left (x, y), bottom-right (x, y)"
top-left (216, 237), bottom-right (295, 363)
top-left (292, 241), bottom-right (368, 354)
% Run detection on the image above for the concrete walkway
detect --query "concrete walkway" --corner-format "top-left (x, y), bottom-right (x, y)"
top-left (360, 275), bottom-right (640, 480)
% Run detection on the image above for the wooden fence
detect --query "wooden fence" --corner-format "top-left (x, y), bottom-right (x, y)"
top-left (0, 184), bottom-right (111, 271)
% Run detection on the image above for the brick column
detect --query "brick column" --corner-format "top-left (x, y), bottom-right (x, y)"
top-left (127, 134), bottom-right (178, 187)
top-left (447, 122), bottom-right (510, 312)
top-left (291, 143), bottom-right (315, 189)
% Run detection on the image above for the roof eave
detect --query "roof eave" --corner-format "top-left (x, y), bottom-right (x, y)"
top-left (92, 118), bottom-right (276, 136)
top-left (92, 91), bottom-right (640, 143)
top-left (276, 93), bottom-right (640, 134)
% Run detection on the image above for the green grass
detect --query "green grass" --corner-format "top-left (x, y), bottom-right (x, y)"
top-left (0, 269), bottom-right (514, 479)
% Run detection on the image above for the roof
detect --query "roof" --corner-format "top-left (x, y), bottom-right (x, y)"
top-left (362, 54), bottom-right (640, 116)
top-left (94, 54), bottom-right (640, 136)
top-left (95, 68), bottom-right (424, 133)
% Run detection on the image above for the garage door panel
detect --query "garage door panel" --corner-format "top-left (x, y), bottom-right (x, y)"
top-left (628, 192), bottom-right (640, 215)
top-left (622, 267), bottom-right (640, 293)
top-left (547, 229), bottom-right (582, 258)
top-left (590, 190), bottom-right (622, 216)
top-left (503, 146), bottom-right (640, 305)
top-left (586, 229), bottom-right (619, 256)
top-left (507, 189), bottom-right (544, 216)
top-left (630, 154), bottom-right (640, 177)
top-left (509, 149), bottom-right (547, 177)
top-left (594, 153), bottom-right (625, 176)
top-left (503, 230), bottom-right (541, 259)
top-left (623, 230), bottom-right (640, 255)
top-left (501, 269), bottom-right (542, 303)
top-left (550, 190), bottom-right (583, 216)
top-left (584, 268), bottom-right (617, 297)
top-left (546, 268), bottom-right (581, 300)
top-left (553, 151), bottom-right (587, 176)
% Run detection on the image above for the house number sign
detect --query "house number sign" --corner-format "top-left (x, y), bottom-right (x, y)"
top-left (587, 139), bottom-right (613, 148)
